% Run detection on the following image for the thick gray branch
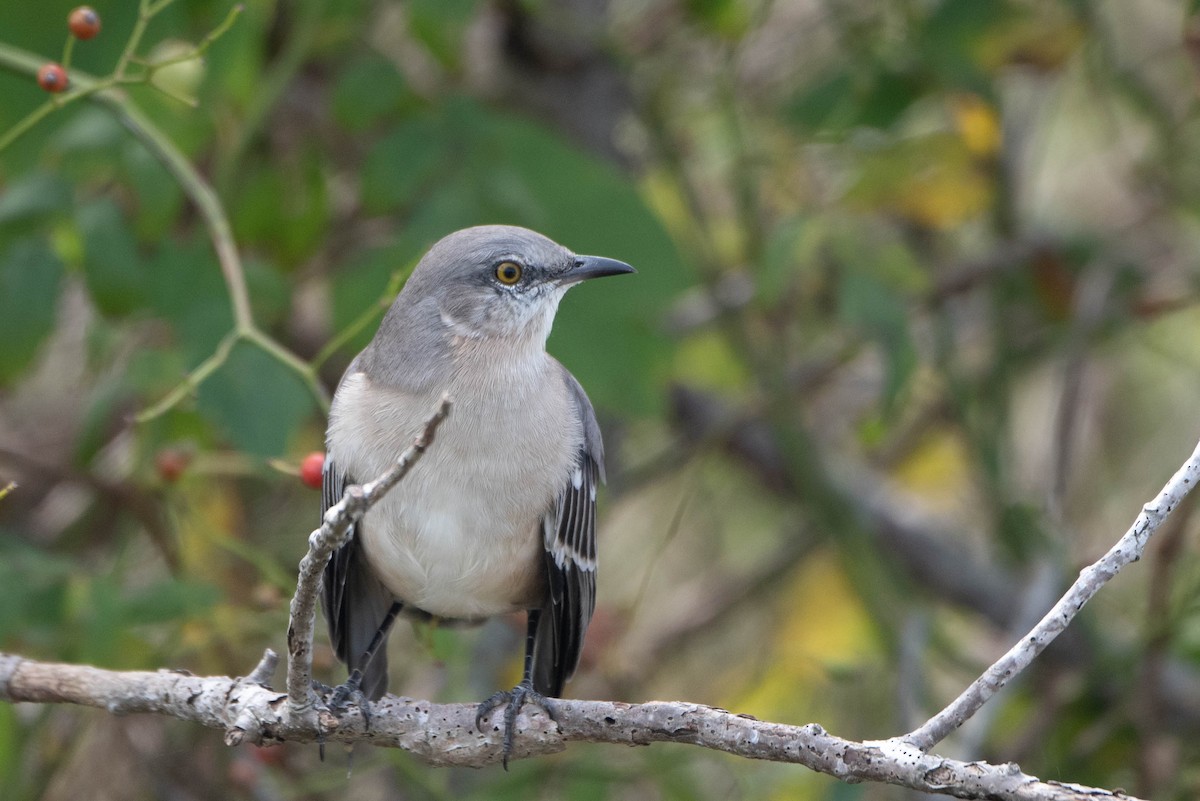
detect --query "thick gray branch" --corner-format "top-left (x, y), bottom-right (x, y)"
top-left (0, 652), bottom-right (1142, 801)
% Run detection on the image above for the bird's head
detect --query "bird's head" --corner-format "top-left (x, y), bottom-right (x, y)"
top-left (404, 225), bottom-right (635, 343)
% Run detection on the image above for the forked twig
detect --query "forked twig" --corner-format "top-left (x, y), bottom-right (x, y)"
top-left (284, 396), bottom-right (451, 719)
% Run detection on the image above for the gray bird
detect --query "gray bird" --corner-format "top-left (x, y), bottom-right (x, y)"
top-left (320, 225), bottom-right (633, 764)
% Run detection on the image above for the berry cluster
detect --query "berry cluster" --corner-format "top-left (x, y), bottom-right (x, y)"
top-left (36, 6), bottom-right (102, 93)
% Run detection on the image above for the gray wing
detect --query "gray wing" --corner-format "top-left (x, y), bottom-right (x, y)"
top-left (531, 366), bottom-right (604, 697)
top-left (320, 376), bottom-right (397, 701)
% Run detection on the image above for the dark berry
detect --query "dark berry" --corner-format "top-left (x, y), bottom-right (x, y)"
top-left (68, 7), bottom-right (102, 40)
top-left (37, 63), bottom-right (68, 93)
top-left (155, 449), bottom-right (191, 483)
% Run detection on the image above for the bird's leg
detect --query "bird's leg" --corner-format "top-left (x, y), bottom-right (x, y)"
top-left (475, 609), bottom-right (559, 769)
top-left (328, 600), bottom-right (404, 722)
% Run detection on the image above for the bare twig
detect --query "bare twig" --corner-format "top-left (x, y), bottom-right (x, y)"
top-left (284, 396), bottom-right (451, 719)
top-left (0, 651), bottom-right (1143, 800)
top-left (901, 436), bottom-right (1200, 751)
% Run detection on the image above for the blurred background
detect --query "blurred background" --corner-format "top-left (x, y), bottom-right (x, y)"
top-left (2, 0), bottom-right (1200, 798)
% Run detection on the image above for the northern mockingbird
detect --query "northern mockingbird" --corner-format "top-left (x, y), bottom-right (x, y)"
top-left (320, 225), bottom-right (633, 763)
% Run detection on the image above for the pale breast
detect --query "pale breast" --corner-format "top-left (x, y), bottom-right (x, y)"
top-left (326, 348), bottom-right (581, 618)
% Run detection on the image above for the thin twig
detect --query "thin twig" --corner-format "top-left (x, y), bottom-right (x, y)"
top-left (134, 331), bottom-right (239, 423)
top-left (901, 435), bottom-right (1200, 752)
top-left (285, 396), bottom-right (451, 718)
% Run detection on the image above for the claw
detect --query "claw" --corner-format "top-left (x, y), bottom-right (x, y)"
top-left (474, 680), bottom-right (559, 769)
top-left (327, 673), bottom-right (373, 729)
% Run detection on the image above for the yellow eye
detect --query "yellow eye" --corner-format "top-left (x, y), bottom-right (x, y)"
top-left (495, 261), bottom-right (522, 285)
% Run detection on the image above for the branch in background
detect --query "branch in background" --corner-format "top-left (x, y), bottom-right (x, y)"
top-left (669, 385), bottom-right (1031, 625)
top-left (0, 446), bottom-right (179, 572)
top-left (0, 653), bottom-right (1144, 800)
top-left (668, 384), bottom-right (1200, 736)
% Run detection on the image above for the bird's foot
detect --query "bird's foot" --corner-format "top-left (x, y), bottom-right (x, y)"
top-left (475, 680), bottom-right (559, 769)
top-left (327, 672), bottom-right (373, 727)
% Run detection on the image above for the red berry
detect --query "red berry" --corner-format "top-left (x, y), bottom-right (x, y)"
top-left (155, 448), bottom-right (191, 483)
top-left (299, 452), bottom-right (325, 490)
top-left (37, 63), bottom-right (68, 93)
top-left (249, 743), bottom-right (287, 766)
top-left (68, 6), bottom-right (101, 40)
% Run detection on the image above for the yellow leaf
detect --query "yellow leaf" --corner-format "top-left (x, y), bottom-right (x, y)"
top-left (891, 429), bottom-right (973, 512)
top-left (951, 94), bottom-right (1002, 158)
top-left (735, 550), bottom-right (876, 719)
top-left (847, 134), bottom-right (993, 229)
top-left (674, 330), bottom-right (752, 391)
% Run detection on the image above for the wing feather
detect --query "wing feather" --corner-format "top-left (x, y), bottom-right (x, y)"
top-left (532, 367), bottom-right (604, 697)
top-left (320, 453), bottom-right (396, 700)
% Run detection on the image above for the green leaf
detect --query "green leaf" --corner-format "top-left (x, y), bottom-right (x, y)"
top-left (244, 257), bottom-right (291, 327)
top-left (122, 140), bottom-right (186, 240)
top-left (144, 238), bottom-right (233, 363)
top-left (837, 266), bottom-right (917, 410)
top-left (856, 69), bottom-right (926, 130)
top-left (196, 341), bottom-right (318, 457)
top-left (760, 216), bottom-right (809, 300)
top-left (77, 199), bottom-right (147, 317)
top-left (50, 106), bottom-right (125, 153)
top-left (407, 0), bottom-right (478, 69)
top-left (123, 579), bottom-right (221, 625)
top-left (0, 538), bottom-right (74, 645)
top-left (360, 115), bottom-right (449, 213)
top-left (918, 0), bottom-right (1012, 89)
top-left (685, 0), bottom-right (750, 37)
top-left (232, 149), bottom-right (330, 267)
top-left (333, 55), bottom-right (412, 132)
top-left (0, 238), bottom-right (64, 383)
top-left (789, 66), bottom-right (925, 134)
top-left (787, 69), bottom-right (856, 133)
top-left (0, 171), bottom-right (72, 229)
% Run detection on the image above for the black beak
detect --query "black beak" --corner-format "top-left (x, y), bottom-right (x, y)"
top-left (561, 255), bottom-right (636, 285)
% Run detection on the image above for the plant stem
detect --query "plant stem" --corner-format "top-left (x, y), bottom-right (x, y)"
top-left (135, 332), bottom-right (239, 423)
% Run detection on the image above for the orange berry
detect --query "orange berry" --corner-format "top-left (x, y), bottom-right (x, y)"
top-left (37, 63), bottom-right (68, 93)
top-left (68, 6), bottom-right (101, 40)
top-left (299, 452), bottom-right (325, 490)
top-left (249, 743), bottom-right (287, 766)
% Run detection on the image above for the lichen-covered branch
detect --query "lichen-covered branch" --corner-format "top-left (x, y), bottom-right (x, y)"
top-left (0, 651), bottom-right (1142, 801)
top-left (901, 435), bottom-right (1200, 752)
top-left (285, 395), bottom-right (451, 721)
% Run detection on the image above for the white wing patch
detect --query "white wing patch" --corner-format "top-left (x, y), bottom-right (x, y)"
top-left (545, 458), bottom-right (598, 571)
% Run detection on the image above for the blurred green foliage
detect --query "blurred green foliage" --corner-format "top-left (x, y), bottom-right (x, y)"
top-left (2, 0), bottom-right (1200, 800)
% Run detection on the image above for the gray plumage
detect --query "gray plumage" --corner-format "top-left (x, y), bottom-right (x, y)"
top-left (320, 225), bottom-right (631, 708)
